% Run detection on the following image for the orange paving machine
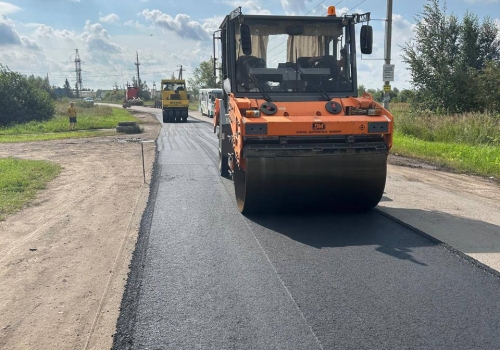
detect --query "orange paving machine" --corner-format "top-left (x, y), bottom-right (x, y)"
top-left (213, 6), bottom-right (393, 213)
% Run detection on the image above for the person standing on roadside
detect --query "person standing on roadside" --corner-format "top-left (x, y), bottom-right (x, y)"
top-left (68, 102), bottom-right (77, 131)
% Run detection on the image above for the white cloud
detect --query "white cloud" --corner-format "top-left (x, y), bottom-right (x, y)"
top-left (201, 15), bottom-right (224, 34)
top-left (123, 20), bottom-right (145, 29)
top-left (0, 1), bottom-right (21, 14)
top-left (223, 1), bottom-right (272, 15)
top-left (356, 13), bottom-right (415, 90)
top-left (140, 9), bottom-right (211, 40)
top-left (280, 0), bottom-right (312, 15)
top-left (0, 12), bottom-right (19, 44)
top-left (0, 14), bottom-right (40, 49)
top-left (82, 20), bottom-right (124, 54)
top-left (99, 13), bottom-right (120, 24)
top-left (35, 24), bottom-right (76, 41)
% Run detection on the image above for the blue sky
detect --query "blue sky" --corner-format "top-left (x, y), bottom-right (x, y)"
top-left (1, 0), bottom-right (499, 90)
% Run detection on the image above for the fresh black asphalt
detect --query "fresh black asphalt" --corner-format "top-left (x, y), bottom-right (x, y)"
top-left (113, 110), bottom-right (500, 350)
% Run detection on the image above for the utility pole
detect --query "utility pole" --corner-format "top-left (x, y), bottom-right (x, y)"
top-left (135, 51), bottom-right (141, 89)
top-left (74, 49), bottom-right (82, 98)
top-left (383, 0), bottom-right (393, 110)
top-left (178, 65), bottom-right (183, 80)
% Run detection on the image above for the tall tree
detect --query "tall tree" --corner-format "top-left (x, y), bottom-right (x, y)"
top-left (187, 57), bottom-right (219, 97)
top-left (402, 0), bottom-right (461, 112)
top-left (63, 78), bottom-right (73, 98)
top-left (478, 17), bottom-right (500, 67)
top-left (460, 12), bottom-right (481, 69)
top-left (402, 0), bottom-right (500, 113)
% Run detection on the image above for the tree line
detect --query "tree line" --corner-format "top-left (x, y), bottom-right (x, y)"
top-left (2, 0), bottom-right (498, 127)
top-left (0, 64), bottom-right (55, 126)
top-left (402, 0), bottom-right (500, 113)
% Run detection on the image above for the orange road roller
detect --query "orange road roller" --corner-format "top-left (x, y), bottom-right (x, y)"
top-left (213, 6), bottom-right (393, 213)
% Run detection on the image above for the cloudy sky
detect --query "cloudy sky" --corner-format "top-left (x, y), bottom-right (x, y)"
top-left (1, 0), bottom-right (499, 91)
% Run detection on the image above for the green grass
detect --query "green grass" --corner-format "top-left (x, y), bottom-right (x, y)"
top-left (392, 105), bottom-right (500, 146)
top-left (390, 103), bottom-right (500, 178)
top-left (189, 101), bottom-right (199, 111)
top-left (0, 102), bottom-right (137, 143)
top-left (392, 132), bottom-right (500, 178)
top-left (0, 158), bottom-right (61, 220)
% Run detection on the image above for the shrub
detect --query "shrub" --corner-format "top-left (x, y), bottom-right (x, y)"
top-left (0, 65), bottom-right (55, 126)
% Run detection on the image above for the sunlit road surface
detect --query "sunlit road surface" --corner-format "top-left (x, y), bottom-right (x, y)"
top-left (113, 109), bottom-right (500, 350)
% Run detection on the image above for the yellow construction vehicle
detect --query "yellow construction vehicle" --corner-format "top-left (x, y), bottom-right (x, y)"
top-left (161, 79), bottom-right (189, 123)
top-left (213, 6), bottom-right (393, 213)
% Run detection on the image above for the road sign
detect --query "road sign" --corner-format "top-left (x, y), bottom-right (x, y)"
top-left (383, 64), bottom-right (395, 81)
top-left (383, 84), bottom-right (391, 92)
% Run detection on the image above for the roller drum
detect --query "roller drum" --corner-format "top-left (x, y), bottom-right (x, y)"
top-left (234, 152), bottom-right (387, 214)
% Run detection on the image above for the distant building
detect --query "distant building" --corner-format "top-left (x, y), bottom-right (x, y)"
top-left (77, 90), bottom-right (96, 98)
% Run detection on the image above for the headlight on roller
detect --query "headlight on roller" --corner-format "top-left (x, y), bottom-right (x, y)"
top-left (245, 110), bottom-right (261, 117)
top-left (346, 107), bottom-right (382, 116)
top-left (367, 108), bottom-right (382, 116)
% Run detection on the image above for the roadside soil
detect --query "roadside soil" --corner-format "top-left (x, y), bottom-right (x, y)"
top-left (0, 108), bottom-right (499, 349)
top-left (0, 111), bottom-right (160, 350)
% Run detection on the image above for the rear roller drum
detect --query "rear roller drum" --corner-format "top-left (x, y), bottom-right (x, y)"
top-left (219, 151), bottom-right (230, 178)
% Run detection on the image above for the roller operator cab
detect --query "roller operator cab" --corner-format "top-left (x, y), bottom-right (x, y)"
top-left (213, 6), bottom-right (393, 214)
top-left (161, 79), bottom-right (189, 123)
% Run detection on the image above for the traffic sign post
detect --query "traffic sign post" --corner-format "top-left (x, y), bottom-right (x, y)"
top-left (383, 0), bottom-right (393, 110)
top-left (383, 65), bottom-right (395, 82)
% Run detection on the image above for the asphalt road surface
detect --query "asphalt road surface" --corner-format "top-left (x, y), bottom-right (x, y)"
top-left (113, 109), bottom-right (500, 350)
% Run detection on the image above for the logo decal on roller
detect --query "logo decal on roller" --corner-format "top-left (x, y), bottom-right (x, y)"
top-left (312, 122), bottom-right (325, 130)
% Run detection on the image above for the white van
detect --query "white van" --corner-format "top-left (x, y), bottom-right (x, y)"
top-left (199, 88), bottom-right (223, 118)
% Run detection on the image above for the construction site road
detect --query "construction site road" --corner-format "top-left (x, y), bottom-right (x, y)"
top-left (113, 107), bottom-right (500, 350)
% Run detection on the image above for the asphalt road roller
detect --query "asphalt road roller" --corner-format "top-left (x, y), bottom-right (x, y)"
top-left (213, 6), bottom-right (393, 214)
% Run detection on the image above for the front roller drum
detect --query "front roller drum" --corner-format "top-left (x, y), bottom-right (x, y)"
top-left (233, 153), bottom-right (387, 214)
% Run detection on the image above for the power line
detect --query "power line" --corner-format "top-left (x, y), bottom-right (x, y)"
top-left (304, 0), bottom-right (334, 16)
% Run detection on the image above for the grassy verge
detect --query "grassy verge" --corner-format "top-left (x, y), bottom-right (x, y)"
top-left (0, 158), bottom-right (61, 220)
top-left (189, 101), bottom-right (199, 111)
top-left (391, 103), bottom-right (500, 178)
top-left (392, 132), bottom-right (500, 178)
top-left (0, 103), bottom-right (137, 143)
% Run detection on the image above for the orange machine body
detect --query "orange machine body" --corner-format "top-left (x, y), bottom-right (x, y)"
top-left (227, 94), bottom-right (393, 170)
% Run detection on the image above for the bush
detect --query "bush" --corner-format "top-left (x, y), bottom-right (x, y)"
top-left (0, 65), bottom-right (55, 126)
top-left (75, 100), bottom-right (94, 108)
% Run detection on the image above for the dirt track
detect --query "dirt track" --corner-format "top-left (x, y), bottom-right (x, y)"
top-left (0, 112), bottom-right (160, 350)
